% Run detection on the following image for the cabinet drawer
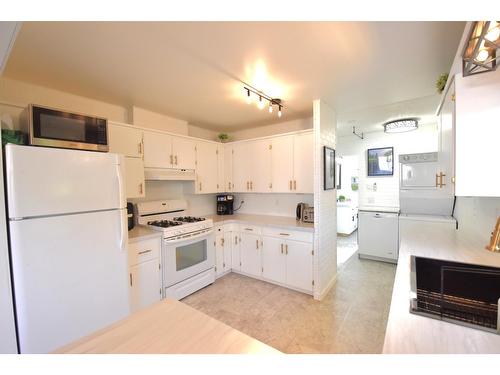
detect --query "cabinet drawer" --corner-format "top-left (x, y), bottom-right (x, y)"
top-left (262, 227), bottom-right (313, 243)
top-left (128, 237), bottom-right (160, 266)
top-left (223, 223), bottom-right (239, 232)
top-left (238, 224), bottom-right (262, 234)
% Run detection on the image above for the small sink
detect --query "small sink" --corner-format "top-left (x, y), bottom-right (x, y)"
top-left (410, 256), bottom-right (500, 334)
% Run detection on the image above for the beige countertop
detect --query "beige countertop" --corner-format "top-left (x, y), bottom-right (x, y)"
top-left (207, 213), bottom-right (314, 232)
top-left (383, 222), bottom-right (500, 354)
top-left (55, 299), bottom-right (280, 354)
top-left (127, 226), bottom-right (162, 243)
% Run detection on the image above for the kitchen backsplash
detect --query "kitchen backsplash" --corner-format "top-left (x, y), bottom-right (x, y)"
top-left (232, 193), bottom-right (314, 217)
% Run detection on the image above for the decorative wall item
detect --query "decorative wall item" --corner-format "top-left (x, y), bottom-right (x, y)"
top-left (351, 176), bottom-right (359, 191)
top-left (367, 147), bottom-right (394, 176)
top-left (335, 162), bottom-right (342, 190)
top-left (323, 146), bottom-right (335, 190)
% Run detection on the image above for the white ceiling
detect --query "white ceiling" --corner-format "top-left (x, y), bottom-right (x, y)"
top-left (4, 22), bottom-right (464, 131)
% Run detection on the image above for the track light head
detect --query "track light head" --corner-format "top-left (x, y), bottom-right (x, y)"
top-left (246, 89), bottom-right (251, 104)
top-left (257, 95), bottom-right (264, 110)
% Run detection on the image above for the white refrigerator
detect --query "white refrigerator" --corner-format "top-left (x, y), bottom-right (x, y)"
top-left (5, 144), bottom-right (130, 353)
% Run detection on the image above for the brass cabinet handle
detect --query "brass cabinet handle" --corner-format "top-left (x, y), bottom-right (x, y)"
top-left (170, 154), bottom-right (173, 165)
top-left (250, 181), bottom-right (253, 190)
top-left (138, 142), bottom-right (142, 155)
top-left (280, 243), bottom-right (283, 254)
top-left (244, 228), bottom-right (253, 231)
top-left (439, 172), bottom-right (446, 188)
top-left (221, 238), bottom-right (225, 246)
top-left (139, 183), bottom-right (144, 195)
top-left (247, 181), bottom-right (249, 190)
top-left (228, 182), bottom-right (231, 190)
top-left (239, 236), bottom-right (241, 243)
top-left (234, 236), bottom-right (238, 245)
top-left (199, 182), bottom-right (202, 191)
top-left (138, 249), bottom-right (152, 255)
top-left (175, 155), bottom-right (178, 165)
top-left (285, 244), bottom-right (288, 255)
top-left (294, 180), bottom-right (297, 190)
top-left (279, 233), bottom-right (290, 236)
top-left (435, 174), bottom-right (439, 188)
top-left (129, 273), bottom-right (133, 287)
top-left (256, 239), bottom-right (259, 249)
top-left (269, 182), bottom-right (272, 189)
top-left (289, 180), bottom-right (292, 190)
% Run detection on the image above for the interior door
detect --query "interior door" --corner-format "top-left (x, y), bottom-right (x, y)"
top-left (400, 162), bottom-right (440, 189)
top-left (272, 135), bottom-right (294, 193)
top-left (129, 259), bottom-right (161, 313)
top-left (239, 232), bottom-right (261, 278)
top-left (143, 131), bottom-right (172, 168)
top-left (108, 123), bottom-right (143, 158)
top-left (172, 136), bottom-right (196, 170)
top-left (196, 141), bottom-right (218, 193)
top-left (293, 132), bottom-right (314, 193)
top-left (261, 236), bottom-right (286, 284)
top-left (286, 240), bottom-right (313, 292)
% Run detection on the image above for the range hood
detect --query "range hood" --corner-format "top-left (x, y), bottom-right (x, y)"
top-left (144, 168), bottom-right (196, 181)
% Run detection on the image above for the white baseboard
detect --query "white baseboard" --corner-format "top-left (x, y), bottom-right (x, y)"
top-left (313, 273), bottom-right (337, 301)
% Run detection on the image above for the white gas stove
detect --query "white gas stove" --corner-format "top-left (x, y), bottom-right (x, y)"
top-left (136, 200), bottom-right (215, 300)
top-left (136, 200), bottom-right (213, 241)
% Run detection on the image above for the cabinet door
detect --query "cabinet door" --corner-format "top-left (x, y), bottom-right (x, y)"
top-left (438, 82), bottom-right (455, 196)
top-left (232, 142), bottom-right (250, 192)
top-left (129, 259), bottom-right (161, 313)
top-left (272, 135), bottom-right (294, 193)
top-left (285, 240), bottom-right (313, 292)
top-left (231, 232), bottom-right (240, 271)
top-left (124, 157), bottom-right (145, 198)
top-left (217, 145), bottom-right (225, 192)
top-left (196, 141), bottom-right (218, 194)
top-left (239, 232), bottom-right (261, 278)
top-left (143, 131), bottom-right (172, 168)
top-left (293, 132), bottom-right (314, 193)
top-left (108, 123), bottom-right (143, 158)
top-left (215, 233), bottom-right (224, 277)
top-left (223, 231), bottom-right (232, 271)
top-left (172, 136), bottom-right (196, 170)
top-left (261, 236), bottom-right (286, 284)
top-left (248, 139), bottom-right (272, 193)
top-left (223, 144), bottom-right (233, 192)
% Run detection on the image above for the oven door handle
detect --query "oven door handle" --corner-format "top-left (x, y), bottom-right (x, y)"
top-left (164, 229), bottom-right (214, 244)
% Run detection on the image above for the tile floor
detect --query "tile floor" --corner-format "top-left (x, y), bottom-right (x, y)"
top-left (337, 230), bottom-right (358, 266)
top-left (182, 252), bottom-right (396, 354)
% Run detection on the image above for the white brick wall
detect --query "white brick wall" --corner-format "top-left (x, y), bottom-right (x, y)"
top-left (313, 100), bottom-right (337, 300)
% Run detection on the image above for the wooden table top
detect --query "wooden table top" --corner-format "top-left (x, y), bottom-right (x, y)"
top-left (55, 299), bottom-right (280, 354)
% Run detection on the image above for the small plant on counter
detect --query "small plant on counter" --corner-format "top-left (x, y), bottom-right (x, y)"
top-left (217, 133), bottom-right (229, 143)
top-left (436, 73), bottom-right (449, 94)
top-left (338, 195), bottom-right (346, 202)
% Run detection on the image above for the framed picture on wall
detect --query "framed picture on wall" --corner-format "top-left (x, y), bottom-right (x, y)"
top-left (367, 147), bottom-right (394, 176)
top-left (323, 146), bottom-right (335, 190)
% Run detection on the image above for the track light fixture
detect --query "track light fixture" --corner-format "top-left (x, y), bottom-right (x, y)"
top-left (243, 86), bottom-right (284, 118)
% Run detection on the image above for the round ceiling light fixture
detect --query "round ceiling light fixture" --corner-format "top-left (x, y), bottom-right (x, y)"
top-left (383, 118), bottom-right (419, 133)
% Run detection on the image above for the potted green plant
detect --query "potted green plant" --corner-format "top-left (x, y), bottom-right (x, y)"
top-left (338, 195), bottom-right (346, 202)
top-left (436, 73), bottom-right (449, 94)
top-left (217, 133), bottom-right (229, 143)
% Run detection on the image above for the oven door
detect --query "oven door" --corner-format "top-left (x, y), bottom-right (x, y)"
top-left (162, 230), bottom-right (214, 287)
top-left (29, 105), bottom-right (108, 152)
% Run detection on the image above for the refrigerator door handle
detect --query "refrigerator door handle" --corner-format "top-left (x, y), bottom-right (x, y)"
top-left (119, 209), bottom-right (127, 251)
top-left (116, 156), bottom-right (126, 208)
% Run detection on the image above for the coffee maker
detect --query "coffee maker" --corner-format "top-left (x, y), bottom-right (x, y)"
top-left (217, 194), bottom-right (234, 215)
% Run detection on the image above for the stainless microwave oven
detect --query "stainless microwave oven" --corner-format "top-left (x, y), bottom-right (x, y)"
top-left (20, 104), bottom-right (108, 152)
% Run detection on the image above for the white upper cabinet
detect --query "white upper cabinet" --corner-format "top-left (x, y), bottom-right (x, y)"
top-left (171, 136), bottom-right (196, 170)
top-left (454, 72), bottom-right (500, 197)
top-left (108, 123), bottom-right (143, 158)
top-left (124, 157), bottom-right (145, 198)
top-left (217, 145), bottom-right (225, 192)
top-left (438, 81), bottom-right (455, 196)
top-left (232, 142), bottom-right (251, 192)
top-left (223, 144), bottom-right (233, 192)
top-left (293, 132), bottom-right (314, 193)
top-left (196, 141), bottom-right (218, 193)
top-left (248, 139), bottom-right (272, 193)
top-left (272, 135), bottom-right (294, 193)
top-left (143, 131), bottom-right (173, 169)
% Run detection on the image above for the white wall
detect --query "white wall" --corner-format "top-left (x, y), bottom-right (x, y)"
top-left (336, 123), bottom-right (438, 208)
top-left (232, 193), bottom-right (313, 217)
top-left (313, 99), bottom-right (337, 300)
top-left (228, 117), bottom-right (312, 141)
top-left (336, 155), bottom-right (359, 207)
top-left (454, 197), bottom-right (500, 245)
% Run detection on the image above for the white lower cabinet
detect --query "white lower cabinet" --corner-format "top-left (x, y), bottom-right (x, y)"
top-left (214, 227), bottom-right (232, 278)
top-left (285, 240), bottom-right (313, 292)
top-left (231, 232), bottom-right (241, 271)
top-left (261, 236), bottom-right (286, 284)
top-left (239, 232), bottom-right (262, 278)
top-left (128, 237), bottom-right (162, 313)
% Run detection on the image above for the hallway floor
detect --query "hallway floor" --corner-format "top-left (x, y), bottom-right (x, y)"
top-left (182, 254), bottom-right (396, 353)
